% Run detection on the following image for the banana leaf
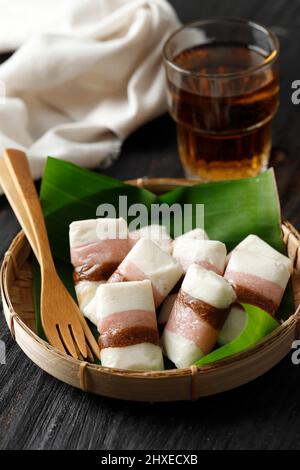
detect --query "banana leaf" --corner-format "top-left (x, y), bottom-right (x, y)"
top-left (195, 304), bottom-right (279, 366)
top-left (33, 157), bottom-right (294, 367)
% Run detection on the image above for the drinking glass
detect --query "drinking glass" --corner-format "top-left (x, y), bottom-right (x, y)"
top-left (163, 18), bottom-right (279, 181)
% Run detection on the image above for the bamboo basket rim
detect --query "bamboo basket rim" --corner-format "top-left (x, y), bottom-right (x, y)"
top-left (1, 178), bottom-right (300, 401)
top-left (2, 227), bottom-right (299, 380)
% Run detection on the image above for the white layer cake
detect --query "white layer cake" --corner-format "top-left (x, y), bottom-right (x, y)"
top-left (182, 264), bottom-right (237, 308)
top-left (109, 238), bottom-right (183, 307)
top-left (218, 304), bottom-right (247, 346)
top-left (101, 343), bottom-right (164, 371)
top-left (174, 228), bottom-right (209, 242)
top-left (229, 234), bottom-right (292, 273)
top-left (98, 279), bottom-right (155, 317)
top-left (162, 264), bottom-right (236, 368)
top-left (158, 294), bottom-right (177, 325)
top-left (172, 239), bottom-right (226, 274)
top-left (224, 250), bottom-right (291, 315)
top-left (70, 217), bottom-right (128, 247)
top-left (75, 280), bottom-right (105, 325)
top-left (69, 217), bottom-right (131, 282)
top-left (96, 280), bottom-right (164, 371)
top-left (162, 331), bottom-right (204, 369)
top-left (129, 224), bottom-right (172, 253)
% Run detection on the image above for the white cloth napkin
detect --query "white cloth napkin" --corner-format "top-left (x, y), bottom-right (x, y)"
top-left (0, 0), bottom-right (180, 183)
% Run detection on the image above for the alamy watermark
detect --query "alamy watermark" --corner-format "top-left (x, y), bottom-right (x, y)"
top-left (0, 340), bottom-right (5, 365)
top-left (291, 340), bottom-right (300, 365)
top-left (95, 196), bottom-right (204, 239)
top-left (291, 80), bottom-right (300, 104)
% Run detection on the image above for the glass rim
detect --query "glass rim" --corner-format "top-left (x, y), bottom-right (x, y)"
top-left (163, 17), bottom-right (280, 79)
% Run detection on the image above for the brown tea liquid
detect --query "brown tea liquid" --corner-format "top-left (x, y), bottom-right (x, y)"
top-left (168, 44), bottom-right (279, 181)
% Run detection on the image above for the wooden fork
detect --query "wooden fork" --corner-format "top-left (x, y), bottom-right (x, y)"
top-left (0, 149), bottom-right (99, 361)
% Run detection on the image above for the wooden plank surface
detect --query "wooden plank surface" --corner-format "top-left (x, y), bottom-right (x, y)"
top-left (1, 0), bottom-right (300, 450)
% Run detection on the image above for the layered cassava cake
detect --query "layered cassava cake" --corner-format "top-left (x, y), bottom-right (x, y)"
top-left (162, 264), bottom-right (236, 368)
top-left (108, 238), bottom-right (183, 307)
top-left (224, 250), bottom-right (291, 316)
top-left (97, 280), bottom-right (164, 370)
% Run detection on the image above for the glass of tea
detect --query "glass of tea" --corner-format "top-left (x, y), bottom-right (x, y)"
top-left (163, 18), bottom-right (279, 181)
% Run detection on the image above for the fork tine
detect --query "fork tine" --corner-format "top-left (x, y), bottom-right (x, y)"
top-left (73, 341), bottom-right (84, 361)
top-left (58, 324), bottom-right (80, 359)
top-left (78, 316), bottom-right (100, 359)
top-left (72, 329), bottom-right (94, 362)
top-left (86, 335), bottom-right (100, 361)
top-left (44, 326), bottom-right (67, 356)
top-left (70, 321), bottom-right (88, 358)
top-left (86, 343), bottom-right (94, 363)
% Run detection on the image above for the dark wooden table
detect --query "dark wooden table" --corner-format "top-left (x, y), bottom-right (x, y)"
top-left (1, 0), bottom-right (300, 450)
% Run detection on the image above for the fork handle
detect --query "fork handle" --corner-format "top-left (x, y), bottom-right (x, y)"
top-left (0, 157), bottom-right (39, 260)
top-left (3, 149), bottom-right (55, 271)
top-left (1, 150), bottom-right (100, 360)
top-left (0, 153), bottom-right (100, 359)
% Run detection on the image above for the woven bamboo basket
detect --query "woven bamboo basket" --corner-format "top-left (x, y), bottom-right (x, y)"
top-left (1, 178), bottom-right (300, 402)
